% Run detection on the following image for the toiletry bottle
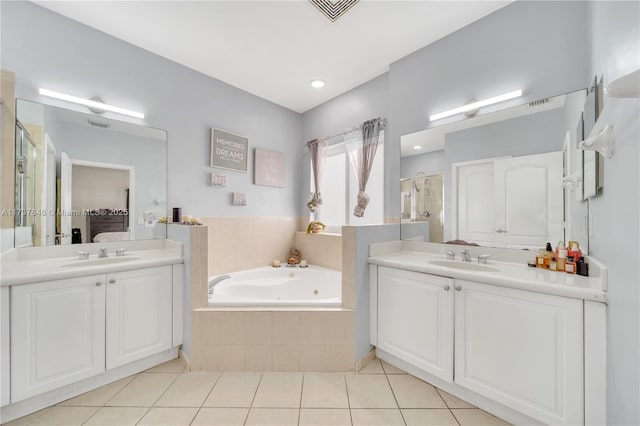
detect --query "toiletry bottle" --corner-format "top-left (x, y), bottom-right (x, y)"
top-left (536, 249), bottom-right (546, 268)
top-left (556, 242), bottom-right (567, 272)
top-left (550, 257), bottom-right (557, 271)
top-left (543, 242), bottom-right (553, 269)
top-left (565, 256), bottom-right (577, 274)
top-left (577, 256), bottom-right (589, 276)
top-left (568, 241), bottom-right (582, 260)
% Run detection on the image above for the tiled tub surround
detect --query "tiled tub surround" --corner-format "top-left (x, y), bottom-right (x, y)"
top-left (191, 310), bottom-right (354, 373)
top-left (200, 217), bottom-right (308, 276)
top-left (3, 357), bottom-right (510, 426)
top-left (191, 218), bottom-right (353, 372)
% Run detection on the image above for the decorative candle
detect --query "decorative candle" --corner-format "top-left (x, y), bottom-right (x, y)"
top-left (300, 260), bottom-right (308, 267)
top-left (272, 260), bottom-right (281, 267)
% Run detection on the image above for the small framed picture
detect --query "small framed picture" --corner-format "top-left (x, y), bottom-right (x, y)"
top-left (210, 127), bottom-right (248, 172)
top-left (254, 148), bottom-right (285, 188)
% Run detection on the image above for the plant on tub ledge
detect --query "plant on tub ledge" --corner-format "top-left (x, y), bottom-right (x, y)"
top-left (306, 221), bottom-right (326, 235)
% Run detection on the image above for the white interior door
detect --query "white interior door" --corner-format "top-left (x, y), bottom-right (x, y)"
top-left (456, 161), bottom-right (496, 246)
top-left (494, 151), bottom-right (563, 249)
top-left (60, 152), bottom-right (72, 245)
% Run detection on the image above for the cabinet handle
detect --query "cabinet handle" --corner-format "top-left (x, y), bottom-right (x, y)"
top-left (455, 285), bottom-right (462, 291)
top-left (109, 279), bottom-right (116, 284)
top-left (443, 285), bottom-right (450, 291)
top-left (95, 281), bottom-right (103, 287)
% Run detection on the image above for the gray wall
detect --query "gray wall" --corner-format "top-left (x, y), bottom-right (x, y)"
top-left (1, 1), bottom-right (303, 219)
top-left (352, 224), bottom-right (399, 360)
top-left (587, 2), bottom-right (640, 425)
top-left (388, 1), bottom-right (590, 219)
top-left (301, 73), bottom-right (390, 218)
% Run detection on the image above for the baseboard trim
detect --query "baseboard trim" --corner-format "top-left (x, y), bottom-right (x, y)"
top-left (1, 347), bottom-right (179, 423)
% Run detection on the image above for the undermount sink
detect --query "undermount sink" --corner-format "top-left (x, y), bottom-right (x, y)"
top-left (62, 256), bottom-right (141, 268)
top-left (428, 259), bottom-right (500, 273)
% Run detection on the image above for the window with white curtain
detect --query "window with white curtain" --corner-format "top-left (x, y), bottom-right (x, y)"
top-left (311, 132), bottom-right (384, 230)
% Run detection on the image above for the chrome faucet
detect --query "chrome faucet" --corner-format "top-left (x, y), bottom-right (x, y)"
top-left (460, 249), bottom-right (472, 262)
top-left (446, 250), bottom-right (455, 261)
top-left (208, 275), bottom-right (231, 295)
top-left (98, 247), bottom-right (108, 258)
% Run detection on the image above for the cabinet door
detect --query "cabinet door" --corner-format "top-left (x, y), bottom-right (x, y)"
top-left (377, 267), bottom-right (454, 381)
top-left (454, 280), bottom-right (583, 425)
top-left (106, 266), bottom-right (172, 370)
top-left (11, 275), bottom-right (106, 402)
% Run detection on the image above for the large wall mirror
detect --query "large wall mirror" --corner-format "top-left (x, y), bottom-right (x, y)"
top-left (14, 99), bottom-right (167, 247)
top-left (400, 89), bottom-right (591, 251)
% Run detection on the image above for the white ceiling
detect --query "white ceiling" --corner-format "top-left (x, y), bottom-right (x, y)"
top-left (35, 1), bottom-right (511, 113)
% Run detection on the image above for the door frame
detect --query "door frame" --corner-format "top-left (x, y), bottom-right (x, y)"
top-left (41, 134), bottom-right (56, 246)
top-left (67, 158), bottom-right (135, 240)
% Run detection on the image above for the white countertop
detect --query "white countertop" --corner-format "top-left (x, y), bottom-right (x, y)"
top-left (1, 240), bottom-right (183, 286)
top-left (368, 249), bottom-right (607, 303)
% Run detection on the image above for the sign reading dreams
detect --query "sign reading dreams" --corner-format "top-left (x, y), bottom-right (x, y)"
top-left (210, 128), bottom-right (248, 172)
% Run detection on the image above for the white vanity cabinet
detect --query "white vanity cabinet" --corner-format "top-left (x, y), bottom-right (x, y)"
top-left (9, 265), bottom-right (179, 404)
top-left (11, 275), bottom-right (107, 402)
top-left (454, 279), bottom-right (583, 425)
top-left (377, 267), bottom-right (453, 381)
top-left (106, 266), bottom-right (173, 369)
top-left (371, 264), bottom-right (600, 426)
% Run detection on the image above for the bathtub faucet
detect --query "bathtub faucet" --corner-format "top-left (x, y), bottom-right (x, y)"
top-left (208, 275), bottom-right (231, 295)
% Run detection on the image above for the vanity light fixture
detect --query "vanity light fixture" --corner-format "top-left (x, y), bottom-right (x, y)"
top-left (429, 89), bottom-right (523, 122)
top-left (39, 88), bottom-right (145, 119)
top-left (310, 80), bottom-right (325, 88)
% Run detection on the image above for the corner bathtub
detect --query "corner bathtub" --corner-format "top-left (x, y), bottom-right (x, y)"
top-left (208, 265), bottom-right (342, 307)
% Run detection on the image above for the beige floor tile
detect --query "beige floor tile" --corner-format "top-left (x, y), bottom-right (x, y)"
top-left (252, 373), bottom-right (303, 408)
top-left (388, 375), bottom-right (446, 408)
top-left (299, 408), bottom-right (352, 426)
top-left (346, 375), bottom-right (397, 409)
top-left (191, 408), bottom-right (249, 426)
top-left (106, 373), bottom-right (179, 407)
top-left (358, 359), bottom-right (384, 374)
top-left (26, 407), bottom-right (98, 425)
top-left (136, 407), bottom-right (198, 425)
top-left (203, 372), bottom-right (261, 408)
top-left (436, 389), bottom-right (475, 408)
top-left (350, 408), bottom-right (405, 426)
top-left (301, 373), bottom-right (349, 408)
top-left (402, 408), bottom-right (459, 425)
top-left (451, 408), bottom-right (512, 426)
top-left (154, 372), bottom-right (219, 407)
top-left (145, 357), bottom-right (187, 374)
top-left (2, 408), bottom-right (49, 425)
top-left (83, 407), bottom-right (148, 425)
top-left (58, 376), bottom-right (136, 407)
top-left (381, 361), bottom-right (407, 375)
top-left (244, 408), bottom-right (299, 426)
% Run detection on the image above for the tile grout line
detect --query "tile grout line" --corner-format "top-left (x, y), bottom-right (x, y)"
top-left (383, 369), bottom-right (407, 426)
top-left (435, 388), bottom-right (462, 426)
top-left (243, 373), bottom-right (263, 426)
top-left (130, 372), bottom-right (182, 426)
top-left (187, 371), bottom-right (223, 426)
top-left (344, 373), bottom-right (354, 426)
top-left (297, 373), bottom-right (305, 426)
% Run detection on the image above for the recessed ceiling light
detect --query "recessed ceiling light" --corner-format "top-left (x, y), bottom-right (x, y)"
top-left (413, 145), bottom-right (422, 150)
top-left (310, 80), bottom-right (325, 89)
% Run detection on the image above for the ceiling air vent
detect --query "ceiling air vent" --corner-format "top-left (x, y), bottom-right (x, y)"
top-left (529, 98), bottom-right (550, 107)
top-left (309, 0), bottom-right (360, 22)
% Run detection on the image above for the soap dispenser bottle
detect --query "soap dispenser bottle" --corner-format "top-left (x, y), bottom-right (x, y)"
top-left (556, 242), bottom-right (568, 272)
